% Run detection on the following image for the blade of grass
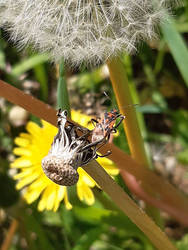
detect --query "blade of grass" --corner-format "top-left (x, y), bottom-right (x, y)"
top-left (154, 40), bottom-right (166, 75)
top-left (0, 80), bottom-right (188, 226)
top-left (11, 53), bottom-right (49, 77)
top-left (161, 17), bottom-right (188, 87)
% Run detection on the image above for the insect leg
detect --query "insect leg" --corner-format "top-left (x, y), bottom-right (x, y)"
top-left (96, 151), bottom-right (111, 158)
top-left (81, 137), bottom-right (106, 151)
top-left (91, 118), bottom-right (99, 127)
top-left (91, 139), bottom-right (111, 158)
top-left (78, 130), bottom-right (91, 140)
top-left (113, 115), bottom-right (125, 129)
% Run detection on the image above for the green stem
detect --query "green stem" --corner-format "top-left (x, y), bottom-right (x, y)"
top-left (107, 57), bottom-right (149, 166)
top-left (107, 56), bottom-right (163, 227)
top-left (57, 60), bottom-right (71, 117)
top-left (121, 54), bottom-right (153, 166)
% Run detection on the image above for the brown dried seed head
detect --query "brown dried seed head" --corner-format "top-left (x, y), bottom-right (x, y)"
top-left (42, 155), bottom-right (79, 186)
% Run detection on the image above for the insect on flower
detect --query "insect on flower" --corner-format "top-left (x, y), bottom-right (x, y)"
top-left (42, 109), bottom-right (109, 186)
top-left (82, 91), bottom-right (125, 152)
top-left (91, 109), bottom-right (125, 144)
top-left (81, 108), bottom-right (125, 156)
top-left (86, 92), bottom-right (139, 150)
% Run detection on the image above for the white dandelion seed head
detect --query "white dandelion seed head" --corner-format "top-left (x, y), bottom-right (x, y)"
top-left (0, 0), bottom-right (179, 66)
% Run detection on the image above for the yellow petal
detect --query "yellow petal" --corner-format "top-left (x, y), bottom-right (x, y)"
top-left (24, 186), bottom-right (45, 204)
top-left (13, 167), bottom-right (37, 179)
top-left (53, 186), bottom-right (66, 212)
top-left (29, 175), bottom-right (49, 190)
top-left (97, 157), bottom-right (113, 165)
top-left (77, 182), bottom-right (95, 205)
top-left (78, 168), bottom-right (96, 187)
top-left (64, 191), bottom-right (72, 210)
top-left (24, 190), bottom-right (41, 204)
top-left (41, 120), bottom-right (57, 134)
top-left (20, 133), bottom-right (32, 140)
top-left (72, 110), bottom-right (93, 129)
top-left (103, 167), bottom-right (119, 176)
top-left (13, 147), bottom-right (31, 156)
top-left (11, 158), bottom-right (32, 168)
top-left (26, 121), bottom-right (41, 137)
top-left (77, 182), bottom-right (84, 201)
top-left (97, 157), bottom-right (119, 176)
top-left (15, 171), bottom-right (41, 189)
top-left (38, 184), bottom-right (53, 211)
top-left (15, 137), bottom-right (30, 147)
top-left (46, 187), bottom-right (57, 210)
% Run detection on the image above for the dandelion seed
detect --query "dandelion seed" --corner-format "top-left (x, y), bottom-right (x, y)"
top-left (0, 0), bottom-right (178, 66)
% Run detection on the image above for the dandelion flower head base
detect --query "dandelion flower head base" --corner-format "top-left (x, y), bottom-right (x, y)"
top-left (0, 0), bottom-right (177, 66)
top-left (42, 109), bottom-right (99, 186)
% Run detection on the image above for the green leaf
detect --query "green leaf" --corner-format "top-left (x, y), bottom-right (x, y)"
top-left (11, 53), bottom-right (49, 77)
top-left (137, 105), bottom-right (164, 114)
top-left (177, 149), bottom-right (188, 165)
top-left (171, 109), bottom-right (188, 146)
top-left (22, 210), bottom-right (55, 250)
top-left (0, 50), bottom-right (6, 69)
top-left (176, 234), bottom-right (188, 250)
top-left (0, 173), bottom-right (19, 208)
top-left (72, 228), bottom-right (103, 250)
top-left (42, 210), bottom-right (62, 226)
top-left (161, 17), bottom-right (188, 87)
top-left (73, 206), bottom-right (112, 225)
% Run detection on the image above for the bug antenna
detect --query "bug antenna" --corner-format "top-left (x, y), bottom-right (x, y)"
top-left (103, 91), bottom-right (139, 110)
top-left (103, 91), bottom-right (111, 101)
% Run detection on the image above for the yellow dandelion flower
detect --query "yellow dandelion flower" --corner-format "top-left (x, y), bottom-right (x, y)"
top-left (11, 110), bottom-right (119, 212)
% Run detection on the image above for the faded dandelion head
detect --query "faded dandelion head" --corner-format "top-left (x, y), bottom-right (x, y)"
top-left (42, 109), bottom-right (97, 186)
top-left (0, 0), bottom-right (178, 66)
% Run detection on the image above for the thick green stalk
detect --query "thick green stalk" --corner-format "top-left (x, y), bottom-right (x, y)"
top-left (107, 57), bottom-right (149, 166)
top-left (121, 54), bottom-right (153, 166)
top-left (57, 60), bottom-right (71, 117)
top-left (107, 56), bottom-right (162, 226)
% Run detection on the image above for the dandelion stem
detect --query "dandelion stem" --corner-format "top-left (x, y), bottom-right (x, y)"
top-left (57, 60), bottom-right (71, 117)
top-left (83, 161), bottom-right (177, 250)
top-left (1, 219), bottom-right (18, 250)
top-left (107, 57), bottom-right (149, 166)
top-left (107, 56), bottom-right (162, 225)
